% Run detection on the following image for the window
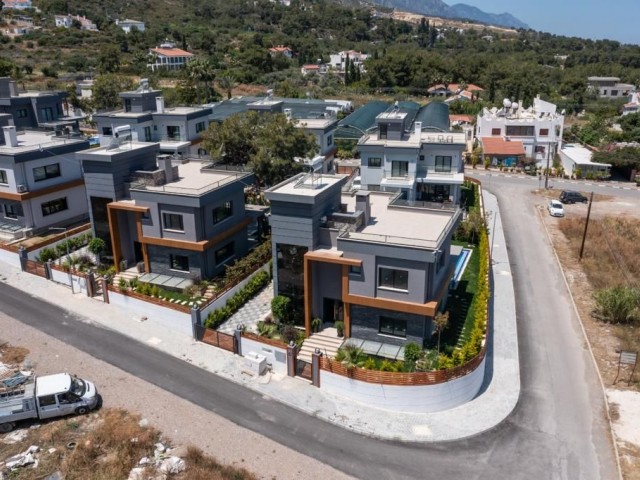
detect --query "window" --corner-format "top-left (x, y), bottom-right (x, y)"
top-left (170, 254), bottom-right (189, 271)
top-left (379, 124), bottom-right (388, 139)
top-left (144, 126), bottom-right (152, 142)
top-left (162, 213), bottom-right (184, 231)
top-left (491, 128), bottom-right (501, 136)
top-left (535, 146), bottom-right (546, 154)
top-left (327, 134), bottom-right (333, 146)
top-left (419, 155), bottom-right (425, 161)
top-left (539, 128), bottom-right (549, 136)
top-left (435, 156), bottom-right (452, 173)
top-left (33, 163), bottom-right (61, 182)
top-left (391, 161), bottom-right (408, 177)
top-left (38, 395), bottom-right (57, 407)
top-left (124, 99), bottom-right (132, 112)
top-left (4, 204), bottom-right (19, 219)
top-left (17, 108), bottom-right (28, 118)
top-left (0, 170), bottom-right (7, 184)
top-left (506, 125), bottom-right (535, 136)
top-left (196, 121), bottom-right (206, 133)
top-left (611, 90), bottom-right (618, 97)
top-left (39, 107), bottom-right (54, 122)
top-left (167, 125), bottom-right (181, 140)
top-left (379, 317), bottom-right (407, 338)
top-left (41, 197), bottom-right (68, 216)
top-left (102, 126), bottom-right (113, 136)
top-left (436, 249), bottom-right (445, 273)
top-left (368, 157), bottom-right (382, 168)
top-left (215, 242), bottom-right (234, 264)
top-left (379, 267), bottom-right (408, 291)
top-left (349, 265), bottom-right (362, 275)
top-left (212, 201), bottom-right (232, 224)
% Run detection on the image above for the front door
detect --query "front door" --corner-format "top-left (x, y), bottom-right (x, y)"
top-left (323, 298), bottom-right (343, 324)
top-left (133, 241), bottom-right (143, 264)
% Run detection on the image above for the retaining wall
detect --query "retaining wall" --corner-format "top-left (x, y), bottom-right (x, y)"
top-left (240, 334), bottom-right (288, 376)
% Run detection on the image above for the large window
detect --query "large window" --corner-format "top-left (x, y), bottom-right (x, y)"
top-left (196, 121), bottom-right (206, 133)
top-left (539, 128), bottom-right (549, 136)
top-left (39, 107), bottom-right (54, 122)
top-left (170, 254), bottom-right (189, 271)
top-left (0, 169), bottom-right (7, 184)
top-left (124, 99), bottom-right (132, 112)
top-left (215, 242), bottom-right (235, 264)
top-left (379, 317), bottom-right (407, 338)
top-left (276, 243), bottom-right (309, 325)
top-left (506, 125), bottom-right (535, 137)
top-left (379, 267), bottom-right (408, 291)
top-left (33, 163), bottom-right (61, 182)
top-left (368, 157), bottom-right (382, 168)
top-left (167, 125), bottom-right (181, 140)
top-left (379, 124), bottom-right (388, 139)
top-left (144, 126), bottom-right (152, 142)
top-left (491, 128), bottom-right (501, 136)
top-left (41, 197), bottom-right (68, 217)
top-left (212, 201), bottom-right (232, 224)
top-left (17, 109), bottom-right (28, 118)
top-left (4, 203), bottom-right (19, 219)
top-left (391, 161), bottom-right (408, 177)
top-left (162, 213), bottom-right (184, 231)
top-left (435, 156), bottom-right (452, 172)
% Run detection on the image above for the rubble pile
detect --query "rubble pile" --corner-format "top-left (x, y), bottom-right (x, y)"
top-left (127, 441), bottom-right (186, 480)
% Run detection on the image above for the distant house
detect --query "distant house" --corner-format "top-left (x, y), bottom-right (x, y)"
top-left (587, 76), bottom-right (636, 99)
top-left (115, 19), bottom-right (146, 34)
top-left (559, 144), bottom-right (611, 178)
top-left (147, 41), bottom-right (194, 72)
top-left (329, 50), bottom-right (368, 72)
top-left (268, 45), bottom-right (293, 58)
top-left (54, 14), bottom-right (98, 31)
top-left (622, 92), bottom-right (640, 116)
top-left (301, 64), bottom-right (326, 76)
top-left (428, 83), bottom-right (484, 100)
top-left (2, 0), bottom-right (33, 9)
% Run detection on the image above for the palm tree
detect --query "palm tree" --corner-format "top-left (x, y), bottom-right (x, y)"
top-left (217, 72), bottom-right (237, 100)
top-left (186, 58), bottom-right (215, 104)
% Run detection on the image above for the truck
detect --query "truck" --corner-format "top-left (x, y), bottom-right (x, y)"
top-left (0, 373), bottom-right (99, 433)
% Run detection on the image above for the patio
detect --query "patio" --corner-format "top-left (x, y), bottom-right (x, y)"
top-left (137, 272), bottom-right (194, 290)
top-left (346, 338), bottom-right (406, 361)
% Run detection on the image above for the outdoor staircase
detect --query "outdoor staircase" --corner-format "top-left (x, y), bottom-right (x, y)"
top-left (112, 268), bottom-right (139, 287)
top-left (298, 328), bottom-right (344, 363)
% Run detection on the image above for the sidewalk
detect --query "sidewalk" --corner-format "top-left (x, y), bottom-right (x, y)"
top-left (0, 191), bottom-right (519, 442)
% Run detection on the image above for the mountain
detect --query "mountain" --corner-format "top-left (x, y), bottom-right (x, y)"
top-left (371, 0), bottom-right (528, 30)
top-left (449, 4), bottom-right (528, 29)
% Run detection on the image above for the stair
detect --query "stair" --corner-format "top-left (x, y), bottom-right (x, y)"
top-left (298, 328), bottom-right (345, 363)
top-left (112, 269), bottom-right (139, 287)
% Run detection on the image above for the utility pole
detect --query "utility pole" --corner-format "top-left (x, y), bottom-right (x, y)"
top-left (579, 191), bottom-right (594, 261)
top-left (544, 149), bottom-right (551, 189)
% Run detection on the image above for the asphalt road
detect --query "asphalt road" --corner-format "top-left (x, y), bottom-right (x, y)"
top-left (0, 182), bottom-right (619, 479)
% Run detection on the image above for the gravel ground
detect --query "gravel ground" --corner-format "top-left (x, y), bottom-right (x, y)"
top-left (0, 312), bottom-right (353, 480)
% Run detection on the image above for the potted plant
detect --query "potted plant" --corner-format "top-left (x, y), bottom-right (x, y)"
top-left (312, 316), bottom-right (322, 333)
top-left (335, 320), bottom-right (344, 338)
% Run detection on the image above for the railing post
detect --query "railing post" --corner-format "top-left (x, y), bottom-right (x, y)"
top-left (191, 305), bottom-right (201, 341)
top-left (18, 246), bottom-right (27, 272)
top-left (86, 272), bottom-right (95, 297)
top-left (286, 341), bottom-right (297, 377)
top-left (101, 276), bottom-right (110, 304)
top-left (312, 349), bottom-right (322, 387)
top-left (234, 325), bottom-right (243, 356)
top-left (45, 260), bottom-right (53, 280)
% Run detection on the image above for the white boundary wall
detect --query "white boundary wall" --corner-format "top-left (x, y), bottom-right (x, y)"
top-left (27, 231), bottom-right (90, 261)
top-left (108, 289), bottom-right (193, 337)
top-left (240, 337), bottom-right (288, 375)
top-left (50, 268), bottom-right (88, 295)
top-left (201, 263), bottom-right (271, 318)
top-left (0, 248), bottom-right (20, 269)
top-left (320, 357), bottom-right (486, 413)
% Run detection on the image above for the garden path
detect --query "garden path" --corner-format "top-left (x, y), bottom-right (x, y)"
top-left (217, 280), bottom-right (274, 334)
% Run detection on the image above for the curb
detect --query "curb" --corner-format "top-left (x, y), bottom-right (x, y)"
top-left (536, 206), bottom-right (623, 480)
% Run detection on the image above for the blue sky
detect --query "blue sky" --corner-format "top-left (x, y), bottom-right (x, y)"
top-left (464, 0), bottom-right (638, 45)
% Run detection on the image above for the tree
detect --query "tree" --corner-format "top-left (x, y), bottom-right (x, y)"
top-left (92, 74), bottom-right (135, 110)
top-left (87, 237), bottom-right (106, 262)
top-left (185, 57), bottom-right (216, 104)
top-left (97, 45), bottom-right (121, 74)
top-left (433, 311), bottom-right (450, 355)
top-left (217, 72), bottom-right (236, 100)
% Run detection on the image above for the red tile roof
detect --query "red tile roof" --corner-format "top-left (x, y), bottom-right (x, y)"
top-left (302, 64), bottom-right (320, 69)
top-left (449, 114), bottom-right (475, 124)
top-left (269, 46), bottom-right (292, 53)
top-left (151, 47), bottom-right (194, 57)
top-left (481, 137), bottom-right (525, 156)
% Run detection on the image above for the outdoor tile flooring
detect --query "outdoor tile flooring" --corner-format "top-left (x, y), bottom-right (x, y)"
top-left (138, 273), bottom-right (194, 290)
top-left (217, 280), bottom-right (274, 334)
top-left (347, 338), bottom-right (406, 361)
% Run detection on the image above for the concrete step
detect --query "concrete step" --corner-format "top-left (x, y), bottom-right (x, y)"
top-left (298, 330), bottom-right (344, 363)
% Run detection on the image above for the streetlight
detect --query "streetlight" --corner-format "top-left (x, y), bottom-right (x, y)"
top-left (49, 226), bottom-right (74, 294)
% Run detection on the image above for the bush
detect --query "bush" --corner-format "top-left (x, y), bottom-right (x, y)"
top-left (280, 324), bottom-right (299, 345)
top-left (271, 295), bottom-right (292, 323)
top-left (403, 342), bottom-right (422, 368)
top-left (593, 286), bottom-right (640, 324)
top-left (38, 247), bottom-right (57, 262)
top-left (88, 237), bottom-right (106, 258)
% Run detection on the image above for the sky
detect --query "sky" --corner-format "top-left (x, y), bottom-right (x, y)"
top-left (464, 0), bottom-right (639, 45)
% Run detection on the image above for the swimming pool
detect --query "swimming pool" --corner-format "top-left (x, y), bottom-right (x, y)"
top-left (450, 248), bottom-right (472, 289)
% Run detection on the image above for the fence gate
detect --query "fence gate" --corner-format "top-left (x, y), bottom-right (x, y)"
top-left (199, 327), bottom-right (236, 353)
top-left (297, 360), bottom-right (312, 381)
top-left (24, 260), bottom-right (47, 278)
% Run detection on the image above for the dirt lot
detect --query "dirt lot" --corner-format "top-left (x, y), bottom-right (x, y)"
top-left (534, 187), bottom-right (640, 479)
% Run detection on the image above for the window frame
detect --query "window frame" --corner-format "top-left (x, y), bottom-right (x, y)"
top-left (169, 254), bottom-right (189, 272)
top-left (391, 161), bottom-right (408, 177)
top-left (491, 128), bottom-right (501, 136)
top-left (379, 316), bottom-right (407, 338)
top-left (434, 155), bottom-right (452, 173)
top-left (162, 213), bottom-right (184, 232)
top-left (195, 121), bottom-right (206, 133)
top-left (4, 203), bottom-right (19, 219)
top-left (349, 265), bottom-right (362, 276)
top-left (212, 201), bottom-right (233, 225)
top-left (539, 128), bottom-right (549, 137)
top-left (215, 242), bottom-right (235, 265)
top-left (33, 163), bottom-right (61, 182)
top-left (41, 197), bottom-right (68, 217)
top-left (0, 169), bottom-right (8, 184)
top-left (166, 125), bottom-right (181, 140)
top-left (378, 267), bottom-right (409, 291)
top-left (16, 108), bottom-right (28, 119)
top-left (378, 124), bottom-right (388, 140)
top-left (367, 157), bottom-right (382, 168)
top-left (505, 125), bottom-right (535, 137)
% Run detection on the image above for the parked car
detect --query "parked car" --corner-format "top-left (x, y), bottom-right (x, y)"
top-left (548, 200), bottom-right (565, 217)
top-left (352, 176), bottom-right (362, 191)
top-left (559, 190), bottom-right (588, 204)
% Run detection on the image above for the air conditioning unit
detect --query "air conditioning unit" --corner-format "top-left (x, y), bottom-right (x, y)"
top-left (17, 184), bottom-right (27, 193)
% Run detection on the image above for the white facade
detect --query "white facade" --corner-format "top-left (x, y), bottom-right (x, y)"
top-left (115, 19), bottom-right (146, 34)
top-left (559, 144), bottom-right (611, 178)
top-left (588, 76), bottom-right (636, 99)
top-left (476, 96), bottom-right (565, 167)
top-left (329, 51), bottom-right (368, 72)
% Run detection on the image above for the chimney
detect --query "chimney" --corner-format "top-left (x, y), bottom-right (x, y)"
top-left (156, 96), bottom-right (165, 114)
top-left (157, 155), bottom-right (174, 183)
top-left (3, 126), bottom-right (18, 147)
top-left (284, 108), bottom-right (292, 120)
top-left (8, 81), bottom-right (18, 97)
top-left (414, 121), bottom-right (422, 137)
top-left (355, 191), bottom-right (371, 226)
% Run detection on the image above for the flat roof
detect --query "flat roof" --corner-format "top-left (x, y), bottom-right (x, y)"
top-left (296, 117), bottom-right (337, 129)
top-left (0, 130), bottom-right (87, 154)
top-left (359, 130), bottom-right (466, 148)
top-left (561, 144), bottom-right (611, 167)
top-left (81, 140), bottom-right (157, 157)
top-left (341, 192), bottom-right (458, 249)
top-left (267, 172), bottom-right (346, 199)
top-left (131, 159), bottom-right (252, 196)
top-left (36, 373), bottom-right (70, 397)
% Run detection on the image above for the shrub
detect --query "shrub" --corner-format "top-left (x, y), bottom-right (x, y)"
top-left (363, 357), bottom-right (377, 370)
top-left (271, 295), bottom-right (292, 323)
top-left (280, 324), bottom-right (299, 345)
top-left (593, 286), bottom-right (640, 324)
top-left (118, 277), bottom-right (127, 290)
top-left (379, 359), bottom-right (395, 372)
top-left (38, 247), bottom-right (57, 262)
top-left (334, 320), bottom-right (344, 337)
top-left (403, 342), bottom-right (422, 366)
top-left (88, 237), bottom-right (106, 258)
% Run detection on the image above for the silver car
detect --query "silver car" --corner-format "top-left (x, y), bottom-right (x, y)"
top-left (548, 200), bottom-right (565, 217)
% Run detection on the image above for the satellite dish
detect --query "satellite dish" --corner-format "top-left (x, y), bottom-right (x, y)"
top-left (503, 98), bottom-right (512, 108)
top-left (512, 102), bottom-right (519, 110)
